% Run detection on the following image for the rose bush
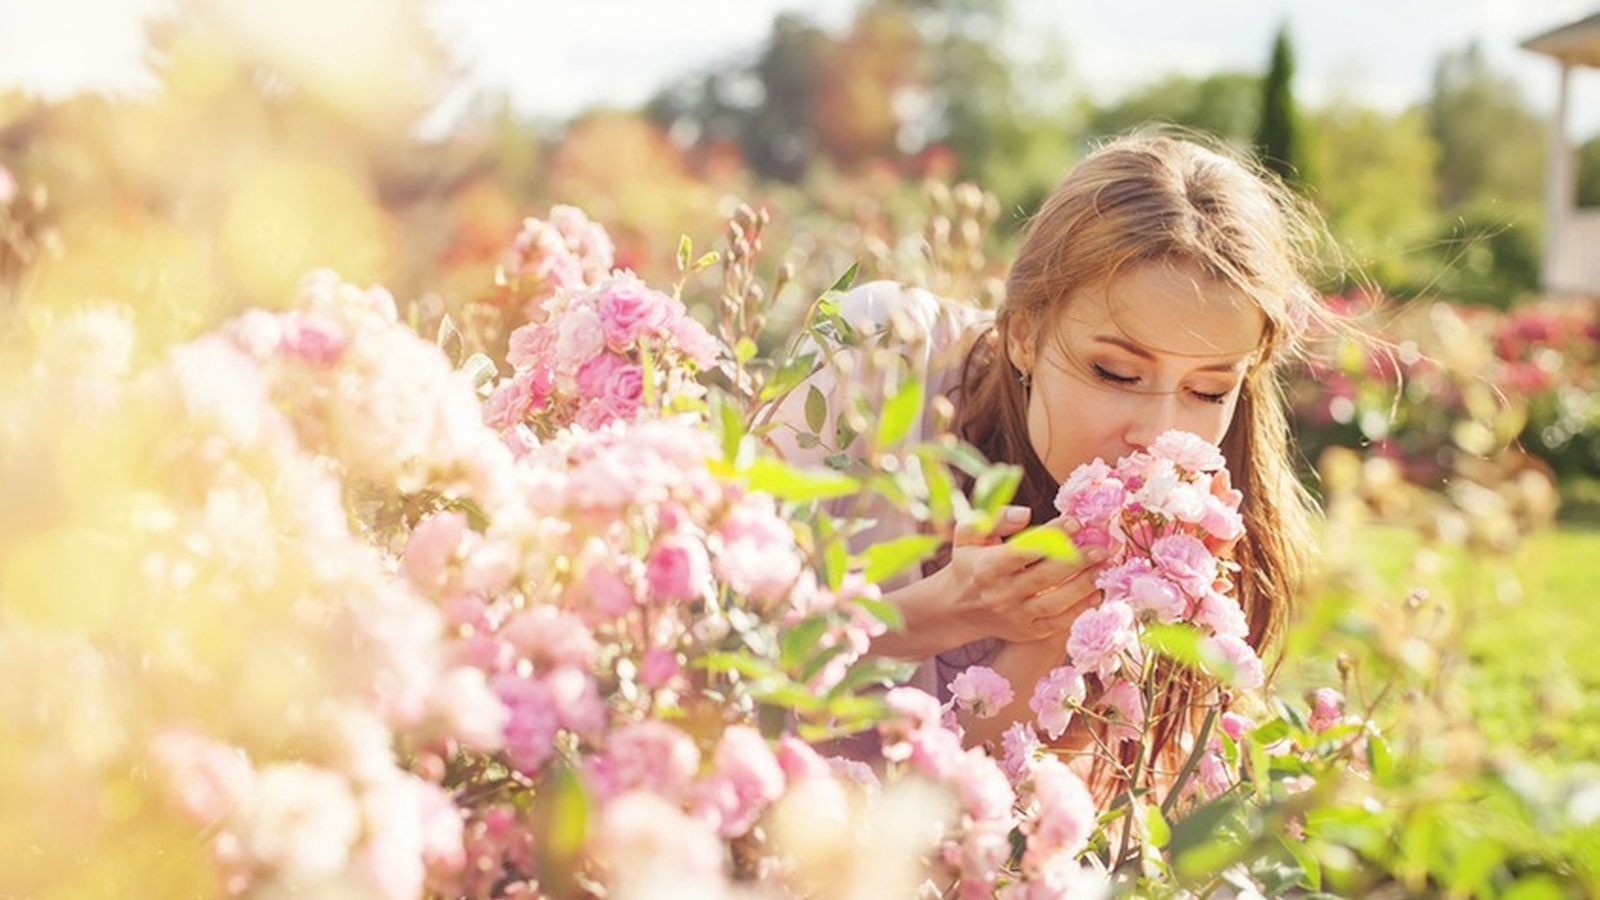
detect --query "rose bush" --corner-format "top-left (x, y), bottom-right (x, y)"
top-left (4, 196), bottom-right (1598, 899)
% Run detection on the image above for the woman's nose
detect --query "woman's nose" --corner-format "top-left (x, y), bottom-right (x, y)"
top-left (1125, 391), bottom-right (1179, 450)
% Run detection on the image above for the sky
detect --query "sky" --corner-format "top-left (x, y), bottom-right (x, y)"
top-left (2, 0), bottom-right (1599, 137)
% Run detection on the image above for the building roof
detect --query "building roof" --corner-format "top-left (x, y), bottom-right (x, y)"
top-left (1523, 10), bottom-right (1600, 66)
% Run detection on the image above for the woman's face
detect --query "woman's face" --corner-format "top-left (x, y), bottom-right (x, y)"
top-left (1008, 261), bottom-right (1265, 482)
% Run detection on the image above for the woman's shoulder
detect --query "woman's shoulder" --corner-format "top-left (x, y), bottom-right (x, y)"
top-left (835, 279), bottom-right (990, 361)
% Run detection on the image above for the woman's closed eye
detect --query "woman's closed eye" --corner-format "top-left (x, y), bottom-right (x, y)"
top-left (1091, 363), bottom-right (1140, 387)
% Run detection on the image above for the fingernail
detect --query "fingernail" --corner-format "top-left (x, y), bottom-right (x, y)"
top-left (1086, 547), bottom-right (1106, 563)
top-left (1004, 507), bottom-right (1031, 525)
top-left (1060, 516), bottom-right (1080, 532)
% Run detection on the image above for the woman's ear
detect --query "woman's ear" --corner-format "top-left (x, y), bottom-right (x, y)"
top-left (1005, 313), bottom-right (1035, 378)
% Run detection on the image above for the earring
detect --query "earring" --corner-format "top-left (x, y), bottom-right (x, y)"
top-left (1017, 368), bottom-right (1031, 389)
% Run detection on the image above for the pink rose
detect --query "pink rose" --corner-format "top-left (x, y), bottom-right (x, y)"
top-left (482, 369), bottom-right (551, 431)
top-left (949, 666), bottom-right (1015, 719)
top-left (1308, 687), bottom-right (1345, 732)
top-left (1149, 430), bottom-right (1226, 472)
top-left (1000, 721), bottom-right (1042, 781)
top-left (1220, 711), bottom-right (1257, 742)
top-left (1028, 665), bottom-right (1086, 741)
top-left (1066, 601), bottom-right (1137, 680)
top-left (506, 321), bottom-right (558, 370)
top-left (1194, 589), bottom-right (1250, 639)
top-left (1203, 635), bottom-right (1264, 690)
top-left (585, 721), bottom-right (701, 804)
top-left (693, 726), bottom-right (786, 838)
top-left (279, 311), bottom-right (348, 366)
top-left (554, 304), bottom-right (606, 374)
top-left (573, 352), bottom-right (644, 426)
top-left (666, 309), bottom-right (720, 369)
top-left (643, 534), bottom-right (711, 603)
top-left (1101, 678), bottom-right (1147, 744)
top-left (1026, 756), bottom-right (1096, 859)
top-left (401, 511), bottom-right (468, 591)
top-left (1149, 533), bottom-right (1216, 598)
top-left (593, 275), bottom-right (671, 348)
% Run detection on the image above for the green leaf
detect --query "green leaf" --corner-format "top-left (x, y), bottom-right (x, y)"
top-left (1007, 525), bottom-right (1079, 561)
top-left (435, 312), bottom-right (464, 363)
top-left (804, 384), bottom-right (827, 435)
top-left (827, 656), bottom-right (917, 698)
top-left (1144, 802), bottom-right (1172, 849)
top-left (779, 617), bottom-right (830, 671)
top-left (741, 457), bottom-right (859, 503)
top-left (736, 337), bottom-right (758, 364)
top-left (677, 234), bottom-right (692, 272)
top-left (460, 352), bottom-right (498, 389)
top-left (716, 394), bottom-right (746, 463)
top-left (692, 250), bottom-right (720, 273)
top-left (760, 352), bottom-right (817, 402)
top-left (695, 652), bottom-right (780, 681)
top-left (1278, 834), bottom-right (1322, 890)
top-left (535, 764), bottom-right (590, 898)
top-left (971, 463), bottom-right (1022, 516)
top-left (825, 261), bottom-right (860, 297)
top-left (752, 680), bottom-right (823, 712)
top-left (1143, 622), bottom-right (1206, 668)
top-left (852, 595), bottom-right (905, 632)
top-left (875, 380), bottom-right (924, 449)
top-left (859, 534), bottom-right (942, 583)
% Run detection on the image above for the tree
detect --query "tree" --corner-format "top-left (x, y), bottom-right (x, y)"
top-left (1255, 23), bottom-right (1300, 184)
top-left (1303, 103), bottom-right (1441, 291)
top-left (1425, 42), bottom-right (1544, 212)
top-left (1578, 132), bottom-right (1600, 208)
top-left (1087, 72), bottom-right (1262, 148)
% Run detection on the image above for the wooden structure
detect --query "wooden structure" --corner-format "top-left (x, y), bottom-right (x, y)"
top-left (1523, 10), bottom-right (1600, 295)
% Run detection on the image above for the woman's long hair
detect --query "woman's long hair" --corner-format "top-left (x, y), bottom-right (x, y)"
top-left (951, 129), bottom-right (1334, 801)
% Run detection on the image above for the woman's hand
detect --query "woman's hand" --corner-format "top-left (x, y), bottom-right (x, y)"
top-left (870, 505), bottom-right (1106, 661)
top-left (940, 505), bottom-right (1106, 645)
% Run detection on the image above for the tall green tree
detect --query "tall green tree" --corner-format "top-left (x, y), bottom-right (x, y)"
top-left (1255, 23), bottom-right (1300, 184)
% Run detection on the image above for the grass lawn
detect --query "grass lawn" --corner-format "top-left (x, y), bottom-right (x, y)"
top-left (1315, 524), bottom-right (1600, 762)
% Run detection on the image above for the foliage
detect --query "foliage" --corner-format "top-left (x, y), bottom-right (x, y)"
top-left (1085, 72), bottom-right (1261, 150)
top-left (1255, 23), bottom-right (1301, 186)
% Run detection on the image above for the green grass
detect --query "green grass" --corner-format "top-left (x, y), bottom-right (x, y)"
top-left (1320, 524), bottom-right (1600, 761)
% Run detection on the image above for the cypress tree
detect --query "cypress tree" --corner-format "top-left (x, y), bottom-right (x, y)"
top-left (1256, 23), bottom-right (1299, 185)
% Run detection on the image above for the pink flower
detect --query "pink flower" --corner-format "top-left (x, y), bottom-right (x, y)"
top-left (694, 726), bottom-right (786, 838)
top-left (1203, 635), bottom-right (1264, 690)
top-left (1057, 473), bottom-right (1126, 527)
top-left (1149, 533), bottom-right (1216, 598)
top-left (949, 666), bottom-right (1015, 719)
top-left (482, 370), bottom-right (551, 431)
top-left (1001, 722), bottom-right (1042, 781)
top-left (643, 533), bottom-right (711, 602)
top-left (149, 730), bottom-right (254, 824)
top-left (1220, 711), bottom-right (1257, 742)
top-left (1193, 589), bottom-right (1249, 639)
top-left (1198, 491), bottom-right (1246, 544)
top-left (493, 673), bottom-right (563, 774)
top-left (579, 562), bottom-right (638, 621)
top-left (638, 648), bottom-right (683, 689)
top-left (666, 310), bottom-right (720, 370)
top-left (1098, 559), bottom-right (1185, 623)
top-left (1196, 749), bottom-right (1231, 798)
top-left (279, 311), bottom-right (348, 366)
top-left (594, 274), bottom-right (671, 348)
top-left (401, 511), bottom-right (468, 592)
top-left (1026, 755), bottom-right (1096, 859)
top-left (1066, 601), bottom-right (1137, 680)
top-left (1028, 665), bottom-right (1086, 741)
top-left (1101, 678), bottom-right (1147, 744)
top-left (585, 721), bottom-right (701, 804)
top-left (1149, 430), bottom-right (1226, 472)
top-left (499, 607), bottom-right (598, 670)
top-left (713, 494), bottom-right (802, 601)
top-left (505, 321), bottom-right (557, 371)
top-left (1308, 687), bottom-right (1345, 732)
top-left (546, 204), bottom-right (615, 280)
top-left (573, 353), bottom-right (644, 427)
top-left (554, 304), bottom-right (607, 374)
top-left (231, 763), bottom-right (362, 885)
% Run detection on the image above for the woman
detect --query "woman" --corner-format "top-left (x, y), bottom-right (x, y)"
top-left (775, 131), bottom-right (1328, 792)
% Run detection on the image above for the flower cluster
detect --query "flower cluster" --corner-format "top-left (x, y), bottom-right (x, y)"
top-left (1034, 430), bottom-right (1261, 745)
top-left (498, 204), bottom-right (616, 316)
top-left (483, 269), bottom-right (721, 436)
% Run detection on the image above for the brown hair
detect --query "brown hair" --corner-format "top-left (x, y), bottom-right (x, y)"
top-left (952, 129), bottom-right (1332, 799)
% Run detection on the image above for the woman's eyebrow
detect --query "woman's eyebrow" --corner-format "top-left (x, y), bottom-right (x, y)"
top-left (1091, 335), bottom-right (1253, 373)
